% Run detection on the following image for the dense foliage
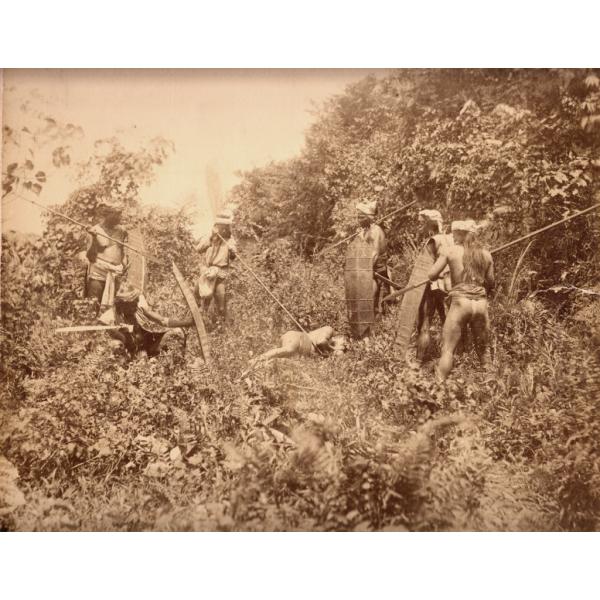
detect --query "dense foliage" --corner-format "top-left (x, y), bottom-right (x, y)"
top-left (2, 69), bottom-right (600, 530)
top-left (233, 69), bottom-right (600, 296)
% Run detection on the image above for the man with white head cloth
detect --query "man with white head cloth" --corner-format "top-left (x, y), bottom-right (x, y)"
top-left (356, 200), bottom-right (389, 314)
top-left (196, 209), bottom-right (237, 324)
top-left (415, 208), bottom-right (455, 360)
top-left (428, 220), bottom-right (495, 381)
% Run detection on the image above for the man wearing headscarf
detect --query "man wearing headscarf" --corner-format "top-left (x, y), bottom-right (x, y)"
top-left (85, 202), bottom-right (128, 314)
top-left (110, 282), bottom-right (194, 358)
top-left (428, 220), bottom-right (495, 381)
top-left (416, 209), bottom-right (455, 359)
top-left (356, 200), bottom-right (389, 314)
top-left (196, 209), bottom-right (237, 324)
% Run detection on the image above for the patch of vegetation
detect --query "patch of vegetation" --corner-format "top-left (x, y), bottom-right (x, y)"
top-left (2, 69), bottom-right (599, 530)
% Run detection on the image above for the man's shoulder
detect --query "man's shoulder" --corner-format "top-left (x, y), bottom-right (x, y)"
top-left (370, 223), bottom-right (386, 241)
top-left (444, 244), bottom-right (463, 258)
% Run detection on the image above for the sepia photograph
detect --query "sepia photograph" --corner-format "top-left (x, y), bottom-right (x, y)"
top-left (2, 66), bottom-right (599, 534)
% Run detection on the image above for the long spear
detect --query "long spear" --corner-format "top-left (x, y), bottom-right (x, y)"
top-left (214, 230), bottom-right (325, 356)
top-left (382, 202), bottom-right (600, 303)
top-left (16, 191), bottom-right (212, 360)
top-left (16, 193), bottom-right (163, 265)
top-left (319, 198), bottom-right (418, 254)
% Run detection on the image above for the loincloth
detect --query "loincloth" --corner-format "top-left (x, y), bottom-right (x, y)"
top-left (448, 283), bottom-right (487, 301)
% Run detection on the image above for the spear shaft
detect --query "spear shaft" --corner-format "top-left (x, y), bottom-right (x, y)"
top-left (17, 193), bottom-right (163, 264)
top-left (320, 198), bottom-right (418, 254)
top-left (382, 202), bottom-right (600, 303)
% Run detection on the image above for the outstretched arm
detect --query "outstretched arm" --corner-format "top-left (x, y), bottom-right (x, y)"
top-left (165, 315), bottom-right (195, 328)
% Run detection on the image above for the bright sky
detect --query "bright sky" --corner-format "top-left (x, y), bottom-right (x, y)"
top-left (2, 69), bottom-right (382, 235)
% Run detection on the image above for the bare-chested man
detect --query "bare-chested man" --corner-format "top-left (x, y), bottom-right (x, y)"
top-left (428, 220), bottom-right (494, 381)
top-left (85, 203), bottom-right (128, 314)
top-left (111, 282), bottom-right (194, 358)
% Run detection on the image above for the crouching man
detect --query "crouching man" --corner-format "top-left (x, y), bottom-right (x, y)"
top-left (111, 283), bottom-right (194, 358)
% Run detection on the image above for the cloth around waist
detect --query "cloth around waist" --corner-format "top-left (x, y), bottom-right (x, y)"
top-left (88, 257), bottom-right (124, 280)
top-left (448, 282), bottom-right (487, 300)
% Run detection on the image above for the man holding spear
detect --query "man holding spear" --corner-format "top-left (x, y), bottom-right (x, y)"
top-left (355, 200), bottom-right (389, 315)
top-left (382, 200), bottom-right (600, 374)
top-left (428, 220), bottom-right (495, 381)
top-left (196, 209), bottom-right (237, 326)
top-left (84, 201), bottom-right (128, 315)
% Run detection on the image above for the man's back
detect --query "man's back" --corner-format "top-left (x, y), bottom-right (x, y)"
top-left (444, 244), bottom-right (494, 289)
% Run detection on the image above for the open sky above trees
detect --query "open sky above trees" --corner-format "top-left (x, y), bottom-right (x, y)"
top-left (1, 69), bottom-right (382, 234)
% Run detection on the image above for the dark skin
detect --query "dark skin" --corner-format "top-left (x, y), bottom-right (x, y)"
top-left (112, 296), bottom-right (193, 358)
top-left (428, 230), bottom-right (495, 381)
top-left (201, 224), bottom-right (236, 322)
top-left (84, 209), bottom-right (127, 306)
top-left (416, 217), bottom-right (448, 361)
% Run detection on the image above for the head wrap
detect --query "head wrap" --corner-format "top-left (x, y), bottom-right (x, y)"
top-left (115, 282), bottom-right (140, 303)
top-left (419, 209), bottom-right (443, 233)
top-left (215, 209), bottom-right (233, 226)
top-left (356, 201), bottom-right (377, 217)
top-left (451, 219), bottom-right (477, 233)
top-left (418, 209), bottom-right (443, 223)
top-left (97, 200), bottom-right (122, 215)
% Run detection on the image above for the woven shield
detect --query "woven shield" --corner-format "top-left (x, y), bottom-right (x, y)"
top-left (395, 247), bottom-right (434, 358)
top-left (126, 227), bottom-right (147, 292)
top-left (344, 237), bottom-right (375, 338)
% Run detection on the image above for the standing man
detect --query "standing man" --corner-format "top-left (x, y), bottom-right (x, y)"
top-left (356, 200), bottom-right (388, 315)
top-left (197, 209), bottom-right (237, 324)
top-left (427, 220), bottom-right (495, 381)
top-left (85, 202), bottom-right (128, 315)
top-left (416, 209), bottom-right (454, 359)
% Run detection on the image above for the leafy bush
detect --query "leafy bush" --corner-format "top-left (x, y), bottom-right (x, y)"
top-left (2, 71), bottom-right (600, 531)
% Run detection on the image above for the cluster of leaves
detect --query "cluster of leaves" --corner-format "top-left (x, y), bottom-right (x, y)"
top-left (3, 215), bottom-right (599, 531)
top-left (232, 69), bottom-right (600, 297)
top-left (2, 72), bottom-right (600, 531)
top-left (2, 104), bottom-right (83, 198)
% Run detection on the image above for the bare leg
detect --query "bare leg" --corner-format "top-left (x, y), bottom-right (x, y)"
top-left (214, 280), bottom-right (227, 323)
top-left (253, 343), bottom-right (300, 364)
top-left (85, 279), bottom-right (105, 315)
top-left (373, 277), bottom-right (381, 316)
top-left (470, 300), bottom-right (491, 368)
top-left (435, 290), bottom-right (446, 323)
top-left (437, 298), bottom-right (471, 381)
top-left (417, 289), bottom-right (434, 361)
top-left (144, 332), bottom-right (165, 357)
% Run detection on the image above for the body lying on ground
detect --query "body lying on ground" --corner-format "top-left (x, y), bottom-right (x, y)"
top-left (427, 220), bottom-right (495, 382)
top-left (251, 326), bottom-right (347, 365)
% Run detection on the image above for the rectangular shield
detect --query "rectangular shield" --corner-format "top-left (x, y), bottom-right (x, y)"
top-left (127, 227), bottom-right (147, 292)
top-left (344, 237), bottom-right (375, 339)
top-left (395, 247), bottom-right (434, 358)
